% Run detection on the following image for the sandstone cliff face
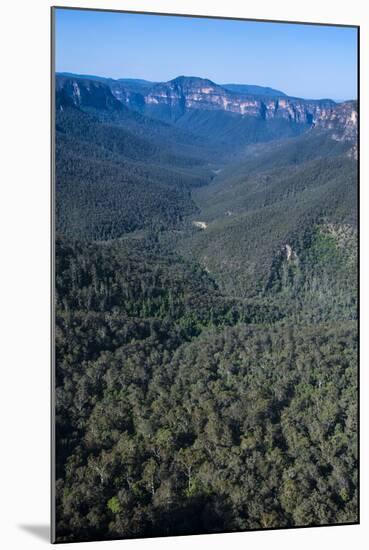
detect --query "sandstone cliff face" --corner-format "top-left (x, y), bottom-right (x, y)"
top-left (56, 77), bottom-right (122, 111)
top-left (134, 76), bottom-right (335, 125)
top-left (313, 101), bottom-right (358, 142)
top-left (55, 75), bottom-right (358, 143)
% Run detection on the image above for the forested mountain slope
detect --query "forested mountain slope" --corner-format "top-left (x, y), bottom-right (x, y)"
top-left (54, 72), bottom-right (358, 541)
top-left (55, 105), bottom-right (215, 240)
top-left (56, 74), bottom-right (356, 152)
top-left (55, 235), bottom-right (357, 541)
top-left (175, 131), bottom-right (357, 299)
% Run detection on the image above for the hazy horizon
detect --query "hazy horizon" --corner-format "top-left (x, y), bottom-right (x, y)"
top-left (56, 70), bottom-right (357, 102)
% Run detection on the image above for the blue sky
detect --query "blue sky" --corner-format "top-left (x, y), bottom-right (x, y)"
top-left (55, 8), bottom-right (358, 100)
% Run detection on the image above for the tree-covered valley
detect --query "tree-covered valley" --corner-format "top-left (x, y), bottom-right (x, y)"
top-left (54, 74), bottom-right (358, 542)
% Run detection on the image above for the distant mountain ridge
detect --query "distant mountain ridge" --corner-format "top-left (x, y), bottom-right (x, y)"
top-left (57, 72), bottom-right (285, 97)
top-left (55, 73), bottom-right (357, 143)
top-left (222, 83), bottom-right (287, 96)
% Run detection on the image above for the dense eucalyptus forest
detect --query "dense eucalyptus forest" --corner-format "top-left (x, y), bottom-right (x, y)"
top-left (54, 73), bottom-right (358, 542)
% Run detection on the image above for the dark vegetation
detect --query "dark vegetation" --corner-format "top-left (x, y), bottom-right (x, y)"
top-left (176, 138), bottom-right (357, 298)
top-left (54, 75), bottom-right (358, 541)
top-left (55, 108), bottom-right (214, 240)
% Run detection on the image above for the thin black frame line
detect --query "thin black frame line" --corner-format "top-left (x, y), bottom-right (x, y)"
top-left (50, 5), bottom-right (360, 543)
top-left (52, 5), bottom-right (359, 30)
top-left (51, 5), bottom-right (56, 545)
top-left (356, 24), bottom-right (360, 526)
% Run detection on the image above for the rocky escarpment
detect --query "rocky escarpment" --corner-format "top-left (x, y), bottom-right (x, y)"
top-left (314, 100), bottom-right (358, 142)
top-left (134, 76), bottom-right (335, 125)
top-left (56, 76), bottom-right (123, 111)
top-left (55, 74), bottom-right (358, 142)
